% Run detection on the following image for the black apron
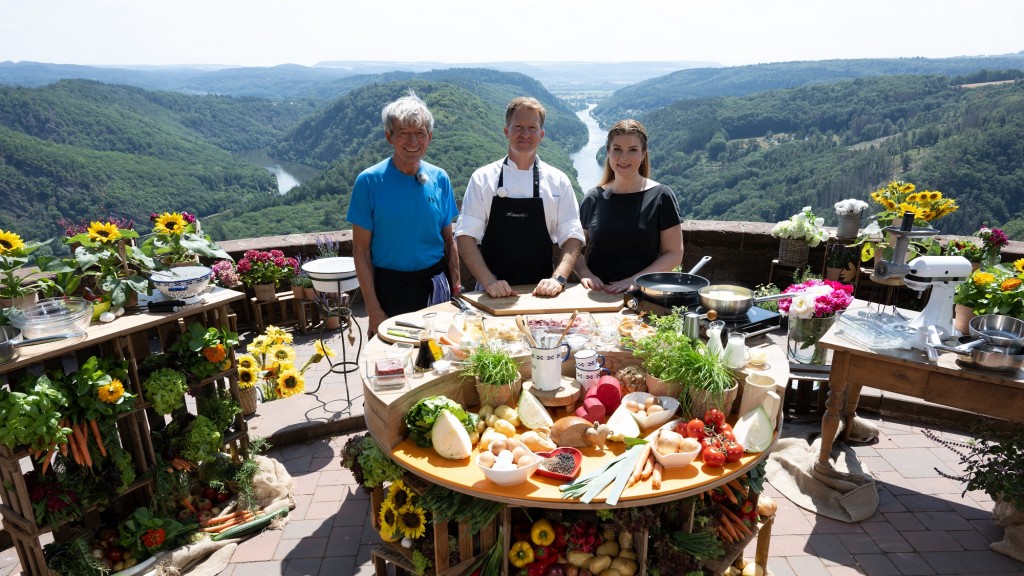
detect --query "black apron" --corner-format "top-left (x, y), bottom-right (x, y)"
top-left (373, 257), bottom-right (446, 317)
top-left (479, 158), bottom-right (553, 286)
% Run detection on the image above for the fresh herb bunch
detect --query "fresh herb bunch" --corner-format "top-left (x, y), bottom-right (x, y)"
top-left (142, 368), bottom-right (188, 415)
top-left (420, 484), bottom-right (505, 535)
top-left (43, 535), bottom-right (108, 576)
top-left (627, 312), bottom-right (694, 382)
top-left (460, 343), bottom-right (520, 386)
top-left (197, 389), bottom-right (241, 432)
top-left (341, 433), bottom-right (406, 489)
top-left (924, 425), bottom-right (1024, 510)
top-left (675, 342), bottom-right (734, 417)
top-left (1, 374), bottom-right (70, 452)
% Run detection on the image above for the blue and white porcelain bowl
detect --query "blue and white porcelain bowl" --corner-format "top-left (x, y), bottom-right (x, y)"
top-left (150, 266), bottom-right (212, 300)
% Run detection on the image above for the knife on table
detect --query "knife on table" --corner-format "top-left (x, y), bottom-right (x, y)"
top-left (450, 297), bottom-right (469, 312)
top-left (395, 320), bottom-right (425, 330)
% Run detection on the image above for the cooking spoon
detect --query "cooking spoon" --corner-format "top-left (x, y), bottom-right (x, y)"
top-left (515, 315), bottom-right (538, 347)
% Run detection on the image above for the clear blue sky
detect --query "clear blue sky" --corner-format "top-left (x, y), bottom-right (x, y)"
top-left (1, 0), bottom-right (1021, 68)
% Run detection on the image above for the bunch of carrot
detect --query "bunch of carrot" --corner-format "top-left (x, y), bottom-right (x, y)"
top-left (168, 457), bottom-right (196, 472)
top-left (199, 510), bottom-right (256, 534)
top-left (697, 479), bottom-right (755, 545)
top-left (35, 418), bottom-right (109, 474)
top-left (626, 443), bottom-right (664, 490)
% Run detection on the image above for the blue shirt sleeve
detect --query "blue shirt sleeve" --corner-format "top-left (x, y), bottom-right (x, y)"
top-left (346, 171), bottom-right (374, 231)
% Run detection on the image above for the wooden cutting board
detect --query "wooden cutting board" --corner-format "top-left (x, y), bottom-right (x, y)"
top-left (458, 283), bottom-right (623, 316)
top-left (377, 311), bottom-right (455, 345)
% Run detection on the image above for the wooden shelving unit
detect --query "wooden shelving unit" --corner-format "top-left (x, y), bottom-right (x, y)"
top-left (0, 288), bottom-right (247, 575)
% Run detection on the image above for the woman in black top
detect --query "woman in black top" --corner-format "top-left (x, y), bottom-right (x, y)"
top-left (574, 119), bottom-right (684, 294)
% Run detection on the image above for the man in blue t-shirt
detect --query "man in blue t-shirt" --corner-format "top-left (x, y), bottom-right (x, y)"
top-left (347, 92), bottom-right (460, 335)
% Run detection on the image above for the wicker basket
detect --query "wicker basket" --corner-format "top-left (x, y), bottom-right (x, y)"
top-left (239, 386), bottom-right (258, 415)
top-left (778, 238), bottom-right (809, 266)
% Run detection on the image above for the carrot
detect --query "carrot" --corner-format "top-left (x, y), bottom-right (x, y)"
top-left (639, 453), bottom-right (655, 481)
top-left (67, 428), bottom-right (83, 466)
top-left (627, 442), bottom-right (653, 487)
top-left (651, 462), bottom-right (663, 490)
top-left (200, 510), bottom-right (250, 527)
top-left (721, 506), bottom-right (753, 536)
top-left (716, 525), bottom-right (734, 544)
top-left (718, 515), bottom-right (740, 542)
top-left (181, 498), bottom-right (198, 515)
top-left (58, 440), bottom-right (68, 458)
top-left (89, 419), bottom-right (107, 458)
top-left (74, 422), bottom-right (92, 468)
top-left (728, 479), bottom-right (748, 497)
top-left (39, 447), bottom-right (56, 475)
top-left (202, 514), bottom-right (255, 533)
top-left (720, 483), bottom-right (738, 504)
top-left (438, 335), bottom-right (456, 346)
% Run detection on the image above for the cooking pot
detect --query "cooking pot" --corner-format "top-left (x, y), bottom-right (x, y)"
top-left (0, 326), bottom-right (78, 365)
top-left (634, 256), bottom-right (712, 306)
top-left (932, 338), bottom-right (1024, 374)
top-left (969, 314), bottom-right (1024, 351)
top-left (698, 284), bottom-right (799, 317)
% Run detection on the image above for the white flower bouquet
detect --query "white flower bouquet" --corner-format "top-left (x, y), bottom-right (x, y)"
top-left (834, 199), bottom-right (869, 216)
top-left (771, 206), bottom-right (828, 247)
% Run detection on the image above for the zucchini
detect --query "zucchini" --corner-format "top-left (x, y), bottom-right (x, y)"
top-left (210, 507), bottom-right (289, 541)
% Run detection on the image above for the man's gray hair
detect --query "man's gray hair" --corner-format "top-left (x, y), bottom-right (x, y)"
top-left (382, 91), bottom-right (434, 134)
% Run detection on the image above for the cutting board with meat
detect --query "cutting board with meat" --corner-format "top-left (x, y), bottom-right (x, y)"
top-left (458, 283), bottom-right (623, 316)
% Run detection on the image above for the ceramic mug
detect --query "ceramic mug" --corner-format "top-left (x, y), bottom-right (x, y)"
top-left (531, 343), bottom-right (570, 392)
top-left (574, 349), bottom-right (605, 370)
top-left (738, 373), bottom-right (777, 416)
top-left (576, 365), bottom-right (610, 391)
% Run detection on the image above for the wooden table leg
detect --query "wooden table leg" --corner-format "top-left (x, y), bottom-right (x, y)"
top-left (818, 350), bottom-right (851, 466)
top-left (840, 381), bottom-right (864, 443)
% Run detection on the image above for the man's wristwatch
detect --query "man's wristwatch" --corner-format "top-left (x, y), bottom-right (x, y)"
top-left (553, 274), bottom-right (567, 287)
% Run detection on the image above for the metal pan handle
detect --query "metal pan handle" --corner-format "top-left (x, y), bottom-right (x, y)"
top-left (687, 255), bottom-right (712, 276)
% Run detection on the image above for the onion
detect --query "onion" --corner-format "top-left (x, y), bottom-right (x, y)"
top-left (757, 495), bottom-right (778, 516)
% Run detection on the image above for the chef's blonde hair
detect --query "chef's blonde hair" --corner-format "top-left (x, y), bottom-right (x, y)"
top-left (505, 97), bottom-right (546, 128)
top-left (598, 119), bottom-right (650, 187)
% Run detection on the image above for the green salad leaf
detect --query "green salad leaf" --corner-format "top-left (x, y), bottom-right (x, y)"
top-left (403, 395), bottom-right (478, 448)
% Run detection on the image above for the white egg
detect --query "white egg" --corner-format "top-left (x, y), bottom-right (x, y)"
top-left (99, 311), bottom-right (116, 323)
top-left (496, 450), bottom-right (514, 465)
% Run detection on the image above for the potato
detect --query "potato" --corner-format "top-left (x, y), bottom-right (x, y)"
top-left (618, 530), bottom-right (634, 550)
top-left (492, 418), bottom-right (516, 437)
top-left (586, 555), bottom-right (612, 575)
top-left (610, 557), bottom-right (638, 576)
top-left (494, 405), bottom-right (520, 427)
top-left (485, 413), bottom-right (499, 428)
top-left (595, 540), bottom-right (619, 558)
top-left (567, 550), bottom-right (593, 568)
top-left (617, 549), bottom-right (637, 560)
top-left (478, 405), bottom-right (494, 420)
top-left (597, 569), bottom-right (621, 576)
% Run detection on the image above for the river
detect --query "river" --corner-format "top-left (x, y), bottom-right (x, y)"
top-left (233, 149), bottom-right (319, 195)
top-left (569, 104), bottom-right (606, 192)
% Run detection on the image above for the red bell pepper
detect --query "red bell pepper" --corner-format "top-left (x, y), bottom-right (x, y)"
top-left (533, 546), bottom-right (557, 565)
top-left (553, 523), bottom-right (568, 549)
top-left (527, 561), bottom-right (549, 576)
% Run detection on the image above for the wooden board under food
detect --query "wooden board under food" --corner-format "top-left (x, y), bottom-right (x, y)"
top-left (458, 283), bottom-right (623, 316)
top-left (377, 311), bottom-right (455, 345)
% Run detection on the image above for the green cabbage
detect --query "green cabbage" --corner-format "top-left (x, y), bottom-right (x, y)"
top-left (403, 396), bottom-right (478, 448)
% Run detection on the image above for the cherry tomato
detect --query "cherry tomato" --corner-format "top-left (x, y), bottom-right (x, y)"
top-left (719, 428), bottom-right (736, 442)
top-left (683, 418), bottom-right (707, 439)
top-left (725, 441), bottom-right (744, 463)
top-left (719, 422), bottom-right (733, 434)
top-left (704, 408), bottom-right (726, 429)
top-left (702, 446), bottom-right (727, 467)
top-left (701, 436), bottom-right (722, 452)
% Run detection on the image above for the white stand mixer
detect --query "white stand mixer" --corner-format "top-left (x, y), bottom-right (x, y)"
top-left (873, 213), bottom-right (973, 351)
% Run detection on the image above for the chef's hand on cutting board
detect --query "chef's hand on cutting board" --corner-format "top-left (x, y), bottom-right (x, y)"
top-left (484, 279), bottom-right (518, 298)
top-left (602, 278), bottom-right (635, 294)
top-left (532, 278), bottom-right (564, 297)
top-left (579, 274), bottom-right (604, 291)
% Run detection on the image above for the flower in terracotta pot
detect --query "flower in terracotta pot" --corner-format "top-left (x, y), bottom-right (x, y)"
top-left (0, 228), bottom-right (52, 301)
top-left (64, 220), bottom-right (155, 310)
top-left (141, 211), bottom-right (231, 268)
top-left (954, 265), bottom-right (1024, 317)
top-left (236, 249), bottom-right (297, 289)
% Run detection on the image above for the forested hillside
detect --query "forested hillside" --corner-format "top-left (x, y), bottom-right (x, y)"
top-left (595, 54), bottom-right (1024, 120)
top-left (0, 80), bottom-right (317, 243)
top-left (205, 72), bottom-right (586, 240)
top-left (640, 75), bottom-right (1024, 236)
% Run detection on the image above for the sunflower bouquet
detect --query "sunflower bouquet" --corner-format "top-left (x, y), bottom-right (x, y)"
top-left (64, 220), bottom-right (155, 309)
top-left (235, 325), bottom-right (335, 401)
top-left (377, 478), bottom-right (429, 544)
top-left (141, 211), bottom-right (231, 268)
top-left (0, 228), bottom-right (52, 299)
top-left (869, 180), bottom-right (957, 228)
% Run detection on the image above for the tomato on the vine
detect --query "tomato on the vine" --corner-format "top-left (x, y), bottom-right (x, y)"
top-left (725, 441), bottom-right (744, 463)
top-left (703, 408), bottom-right (726, 429)
top-left (719, 428), bottom-right (736, 442)
top-left (700, 436), bottom-right (722, 453)
top-left (702, 446), bottom-right (727, 467)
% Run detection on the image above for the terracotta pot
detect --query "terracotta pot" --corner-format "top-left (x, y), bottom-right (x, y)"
top-left (253, 283), bottom-right (278, 302)
top-left (291, 285), bottom-right (305, 300)
top-left (645, 372), bottom-right (683, 399)
top-left (304, 287), bottom-right (318, 300)
top-left (686, 383), bottom-right (736, 420)
top-left (954, 304), bottom-right (976, 335)
top-left (475, 373), bottom-right (523, 407)
top-left (0, 292), bottom-right (38, 310)
top-left (325, 315), bottom-right (341, 330)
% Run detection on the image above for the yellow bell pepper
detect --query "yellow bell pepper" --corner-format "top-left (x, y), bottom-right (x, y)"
top-left (379, 526), bottom-right (401, 543)
top-left (509, 540), bottom-right (534, 568)
top-left (530, 518), bottom-right (555, 546)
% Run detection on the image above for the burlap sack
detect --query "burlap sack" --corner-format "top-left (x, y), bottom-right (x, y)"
top-left (153, 455), bottom-right (296, 576)
top-left (990, 497), bottom-right (1024, 563)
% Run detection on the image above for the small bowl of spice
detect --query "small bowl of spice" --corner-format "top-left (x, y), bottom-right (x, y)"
top-left (533, 447), bottom-right (583, 482)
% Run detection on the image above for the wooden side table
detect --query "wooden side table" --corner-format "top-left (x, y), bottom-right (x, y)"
top-left (250, 292), bottom-right (318, 333)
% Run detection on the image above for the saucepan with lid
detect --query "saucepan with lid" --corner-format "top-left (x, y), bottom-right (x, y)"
top-left (698, 284), bottom-right (799, 317)
top-left (634, 256), bottom-right (712, 306)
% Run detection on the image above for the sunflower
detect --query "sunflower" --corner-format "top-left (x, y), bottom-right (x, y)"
top-left (927, 191), bottom-right (942, 201)
top-left (860, 242), bottom-right (875, 263)
top-left (154, 212), bottom-right (187, 236)
top-left (396, 505), bottom-right (427, 539)
top-left (378, 501), bottom-right (398, 536)
top-left (203, 343), bottom-right (227, 363)
top-left (247, 335), bottom-right (270, 355)
top-left (1014, 258), bottom-right (1024, 274)
top-left (237, 367), bottom-right (258, 389)
top-left (896, 202), bottom-right (926, 221)
top-left (387, 483), bottom-right (415, 510)
top-left (236, 354), bottom-right (257, 371)
top-left (905, 193), bottom-right (921, 203)
top-left (87, 221), bottom-right (121, 244)
top-left (275, 367), bottom-right (304, 398)
top-left (314, 339), bottom-right (337, 359)
top-left (267, 344), bottom-right (296, 364)
top-left (98, 379), bottom-right (125, 403)
top-left (1000, 278), bottom-right (1022, 291)
top-left (898, 182), bottom-right (916, 193)
top-left (0, 230), bottom-right (25, 254)
top-left (265, 325), bottom-right (293, 345)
